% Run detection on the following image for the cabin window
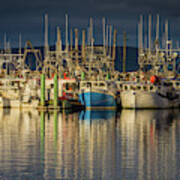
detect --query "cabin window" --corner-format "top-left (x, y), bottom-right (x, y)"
top-left (137, 86), bottom-right (141, 90)
top-left (124, 86), bottom-right (128, 90)
top-left (87, 82), bottom-right (91, 87)
top-left (176, 82), bottom-right (180, 86)
top-left (150, 86), bottom-right (153, 90)
top-left (81, 83), bottom-right (86, 87)
top-left (99, 83), bottom-right (105, 87)
top-left (143, 86), bottom-right (147, 90)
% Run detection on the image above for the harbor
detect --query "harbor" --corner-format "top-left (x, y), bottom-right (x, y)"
top-left (1, 0), bottom-right (180, 178)
top-left (0, 14), bottom-right (179, 110)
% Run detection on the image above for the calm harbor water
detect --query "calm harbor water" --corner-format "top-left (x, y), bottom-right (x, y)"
top-left (0, 109), bottom-right (180, 179)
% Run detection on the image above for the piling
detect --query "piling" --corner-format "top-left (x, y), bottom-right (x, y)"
top-left (54, 74), bottom-right (58, 108)
top-left (81, 71), bottom-right (85, 80)
top-left (41, 74), bottom-right (45, 106)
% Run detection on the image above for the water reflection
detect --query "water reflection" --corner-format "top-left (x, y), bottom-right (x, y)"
top-left (0, 109), bottom-right (179, 179)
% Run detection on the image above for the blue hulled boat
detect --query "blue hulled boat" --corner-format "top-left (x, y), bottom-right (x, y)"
top-left (79, 81), bottom-right (116, 109)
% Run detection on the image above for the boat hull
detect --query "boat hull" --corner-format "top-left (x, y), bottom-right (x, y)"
top-left (79, 90), bottom-right (116, 109)
top-left (121, 91), bottom-right (180, 109)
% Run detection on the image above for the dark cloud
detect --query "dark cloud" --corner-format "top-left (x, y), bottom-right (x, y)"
top-left (0, 0), bottom-right (179, 47)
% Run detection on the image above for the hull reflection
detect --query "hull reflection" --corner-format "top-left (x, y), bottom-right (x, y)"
top-left (79, 110), bottom-right (116, 121)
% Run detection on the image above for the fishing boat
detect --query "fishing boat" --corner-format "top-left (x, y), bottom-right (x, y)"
top-left (120, 77), bottom-right (180, 109)
top-left (78, 80), bottom-right (116, 109)
top-left (0, 78), bottom-right (39, 108)
top-left (118, 15), bottom-right (180, 109)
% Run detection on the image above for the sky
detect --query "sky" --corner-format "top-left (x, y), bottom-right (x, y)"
top-left (0, 0), bottom-right (180, 48)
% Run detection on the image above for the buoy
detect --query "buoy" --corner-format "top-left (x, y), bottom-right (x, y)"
top-left (150, 75), bottom-right (159, 84)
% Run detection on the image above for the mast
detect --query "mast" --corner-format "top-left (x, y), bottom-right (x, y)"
top-left (155, 14), bottom-right (160, 50)
top-left (138, 15), bottom-right (143, 53)
top-left (165, 20), bottom-right (168, 50)
top-left (123, 32), bottom-right (127, 73)
top-left (102, 17), bottom-right (106, 55)
top-left (19, 33), bottom-right (22, 54)
top-left (106, 25), bottom-right (109, 55)
top-left (65, 14), bottom-right (69, 51)
top-left (56, 26), bottom-right (62, 54)
top-left (89, 17), bottom-right (93, 46)
top-left (148, 14), bottom-right (152, 53)
top-left (82, 30), bottom-right (86, 60)
top-left (109, 25), bottom-right (112, 56)
top-left (112, 29), bottom-right (117, 68)
top-left (44, 14), bottom-right (49, 59)
top-left (70, 29), bottom-right (73, 51)
top-left (4, 33), bottom-right (7, 53)
top-left (75, 28), bottom-right (79, 66)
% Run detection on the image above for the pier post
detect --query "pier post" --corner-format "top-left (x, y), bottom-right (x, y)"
top-left (54, 74), bottom-right (58, 108)
top-left (41, 74), bottom-right (45, 106)
top-left (81, 71), bottom-right (85, 80)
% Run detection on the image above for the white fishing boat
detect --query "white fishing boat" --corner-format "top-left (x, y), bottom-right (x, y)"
top-left (0, 78), bottom-right (39, 108)
top-left (120, 79), bottom-right (180, 109)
